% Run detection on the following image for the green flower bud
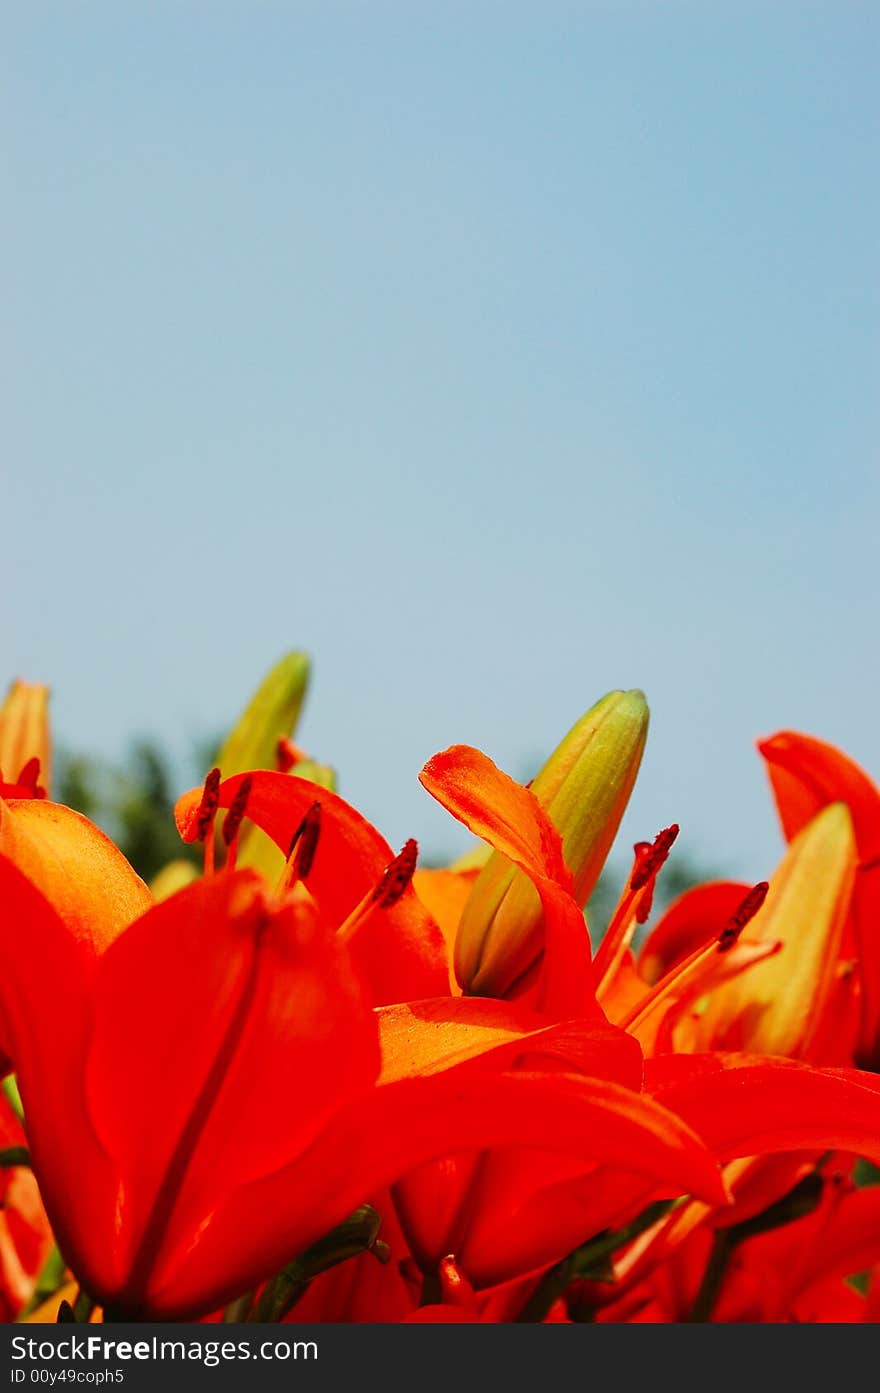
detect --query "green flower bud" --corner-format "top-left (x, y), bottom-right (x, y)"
top-left (455, 689), bottom-right (649, 997)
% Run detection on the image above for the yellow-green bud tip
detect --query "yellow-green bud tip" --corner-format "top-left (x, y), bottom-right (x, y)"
top-left (455, 688), bottom-right (650, 998)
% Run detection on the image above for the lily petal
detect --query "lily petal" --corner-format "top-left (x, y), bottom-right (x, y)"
top-left (646, 1053), bottom-right (880, 1164)
top-left (176, 771), bottom-right (448, 1001)
top-left (694, 804), bottom-right (855, 1057)
top-left (145, 1066), bottom-right (726, 1317)
top-left (419, 747), bottom-right (593, 1016)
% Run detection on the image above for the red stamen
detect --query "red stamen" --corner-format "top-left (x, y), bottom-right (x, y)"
top-left (273, 803), bottom-right (322, 900)
top-left (194, 767), bottom-right (222, 876)
top-left (194, 768), bottom-right (222, 841)
top-left (286, 803), bottom-right (323, 880)
top-left (717, 881), bottom-right (769, 953)
top-left (221, 776), bottom-right (253, 847)
top-left (593, 823), bottom-right (679, 993)
top-left (221, 775), bottom-right (253, 871)
top-left (372, 839), bottom-right (418, 908)
top-left (630, 824), bottom-right (679, 892)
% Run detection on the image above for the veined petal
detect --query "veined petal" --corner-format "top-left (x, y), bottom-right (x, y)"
top-left (420, 746), bottom-right (570, 886)
top-left (0, 858), bottom-right (117, 1300)
top-left (0, 800), bottom-right (151, 955)
top-left (694, 804), bottom-right (855, 1057)
top-left (759, 730), bottom-right (880, 1070)
top-left (0, 801), bottom-right (150, 1074)
top-left (441, 695), bottom-right (647, 999)
top-left (176, 771), bottom-right (448, 1000)
top-left (453, 1166), bottom-right (661, 1290)
top-left (419, 747), bottom-right (593, 1015)
top-left (176, 772), bottom-right (390, 919)
top-left (413, 868), bottom-right (478, 993)
top-left (759, 731), bottom-right (880, 858)
top-left (645, 1053), bottom-right (880, 1163)
top-left (141, 1067), bottom-right (725, 1318)
top-left (376, 997), bottom-right (642, 1086)
top-left (84, 871), bottom-right (381, 1305)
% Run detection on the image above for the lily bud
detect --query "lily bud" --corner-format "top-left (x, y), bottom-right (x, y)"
top-left (696, 801), bottom-right (856, 1057)
top-left (217, 652), bottom-right (310, 778)
top-left (291, 758), bottom-right (338, 792)
top-left (455, 689), bottom-right (649, 997)
top-left (215, 652), bottom-right (311, 882)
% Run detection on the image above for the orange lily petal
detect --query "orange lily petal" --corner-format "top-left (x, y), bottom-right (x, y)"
top-left (645, 1053), bottom-right (880, 1164)
top-left (176, 771), bottom-right (448, 1001)
top-left (0, 799), bottom-right (151, 955)
top-left (0, 858), bottom-right (118, 1300)
top-left (146, 1066), bottom-right (726, 1317)
top-left (84, 870), bottom-right (381, 1304)
top-left (413, 867), bottom-right (479, 993)
top-left (419, 747), bottom-right (570, 889)
top-left (759, 731), bottom-right (880, 858)
top-left (376, 997), bottom-right (642, 1086)
top-left (759, 731), bottom-right (880, 1069)
top-left (693, 804), bottom-right (855, 1057)
top-left (176, 772), bottom-right (391, 919)
top-left (419, 747), bottom-right (594, 1017)
top-left (379, 998), bottom-right (644, 1277)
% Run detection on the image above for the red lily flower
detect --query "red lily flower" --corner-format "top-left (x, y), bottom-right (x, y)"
top-left (590, 1166), bottom-right (880, 1323)
top-left (0, 797), bottom-right (151, 1080)
top-left (175, 769), bottom-right (451, 1006)
top-left (758, 730), bottom-right (880, 1068)
top-left (409, 742), bottom-right (880, 1306)
top-left (2, 754), bottom-right (734, 1320)
top-left (0, 1092), bottom-right (53, 1320)
top-left (174, 764), bottom-right (732, 1298)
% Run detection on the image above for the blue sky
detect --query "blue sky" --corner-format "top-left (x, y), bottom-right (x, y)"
top-left (4, 2), bottom-right (878, 883)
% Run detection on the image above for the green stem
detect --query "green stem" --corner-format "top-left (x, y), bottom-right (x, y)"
top-left (517, 1197), bottom-right (681, 1323)
top-left (223, 1291), bottom-right (256, 1322)
top-left (2, 1075), bottom-right (24, 1122)
top-left (516, 1259), bottom-right (573, 1323)
top-left (21, 1246), bottom-right (68, 1318)
top-left (0, 1147), bottom-right (30, 1167)
top-left (72, 1289), bottom-right (96, 1323)
top-left (687, 1230), bottom-right (733, 1322)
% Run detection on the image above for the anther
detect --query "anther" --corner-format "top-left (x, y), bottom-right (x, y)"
top-left (372, 839), bottom-right (418, 908)
top-left (717, 881), bottom-right (769, 952)
top-left (221, 776), bottom-right (253, 847)
top-left (287, 803), bottom-right (322, 880)
top-left (630, 824), bottom-right (680, 893)
top-left (194, 768), bottom-right (222, 841)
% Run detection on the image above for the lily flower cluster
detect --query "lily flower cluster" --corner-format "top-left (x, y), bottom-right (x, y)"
top-left (2, 659), bottom-right (880, 1325)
